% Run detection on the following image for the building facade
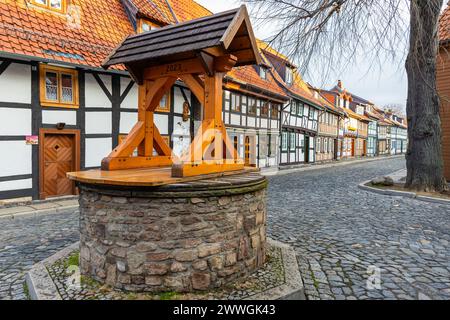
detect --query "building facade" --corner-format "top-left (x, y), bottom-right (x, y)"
top-left (0, 0), bottom-right (287, 200)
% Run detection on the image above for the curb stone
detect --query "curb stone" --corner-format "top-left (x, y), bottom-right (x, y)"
top-left (264, 155), bottom-right (404, 177)
top-left (358, 180), bottom-right (450, 206)
top-left (26, 240), bottom-right (305, 300)
top-left (0, 205), bottom-right (79, 220)
top-left (26, 242), bottom-right (79, 300)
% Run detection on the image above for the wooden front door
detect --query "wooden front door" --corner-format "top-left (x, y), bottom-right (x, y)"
top-left (40, 129), bottom-right (80, 199)
top-left (244, 136), bottom-right (251, 166)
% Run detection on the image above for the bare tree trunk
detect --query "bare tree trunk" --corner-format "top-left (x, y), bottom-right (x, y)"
top-left (405, 0), bottom-right (448, 192)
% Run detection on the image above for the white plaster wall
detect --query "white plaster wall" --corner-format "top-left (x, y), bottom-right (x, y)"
top-left (271, 120), bottom-right (278, 129)
top-left (154, 114), bottom-right (169, 135)
top-left (230, 114), bottom-right (240, 126)
top-left (0, 108), bottom-right (31, 135)
top-left (0, 63), bottom-right (31, 104)
top-left (261, 119), bottom-right (268, 128)
top-left (247, 117), bottom-right (255, 127)
top-left (281, 153), bottom-right (287, 164)
top-left (120, 112), bottom-right (138, 134)
top-left (85, 112), bottom-right (112, 134)
top-left (85, 138), bottom-right (112, 168)
top-left (173, 87), bottom-right (191, 114)
top-left (0, 178), bottom-right (32, 192)
top-left (120, 78), bottom-right (138, 109)
top-left (85, 74), bottom-right (112, 108)
top-left (0, 141), bottom-right (32, 176)
top-left (42, 110), bottom-right (77, 125)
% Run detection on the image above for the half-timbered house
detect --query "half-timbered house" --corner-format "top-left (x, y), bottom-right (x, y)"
top-left (313, 88), bottom-right (345, 162)
top-left (0, 0), bottom-right (285, 200)
top-left (259, 43), bottom-right (322, 166)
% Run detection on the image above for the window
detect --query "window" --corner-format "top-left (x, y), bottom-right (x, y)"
top-left (230, 93), bottom-right (241, 112)
top-left (291, 102), bottom-right (297, 115)
top-left (138, 19), bottom-right (158, 33)
top-left (289, 133), bottom-right (296, 151)
top-left (32, 0), bottom-right (65, 13)
top-left (248, 97), bottom-right (257, 115)
top-left (259, 67), bottom-right (267, 80)
top-left (271, 104), bottom-right (279, 119)
top-left (317, 138), bottom-right (321, 153)
top-left (286, 67), bottom-right (293, 85)
top-left (297, 102), bottom-right (304, 117)
top-left (324, 138), bottom-right (328, 153)
top-left (39, 65), bottom-right (78, 108)
top-left (155, 93), bottom-right (170, 112)
top-left (282, 132), bottom-right (288, 151)
top-left (261, 102), bottom-right (269, 117)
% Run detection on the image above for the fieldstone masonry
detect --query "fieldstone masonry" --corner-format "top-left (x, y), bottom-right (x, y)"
top-left (77, 173), bottom-right (268, 292)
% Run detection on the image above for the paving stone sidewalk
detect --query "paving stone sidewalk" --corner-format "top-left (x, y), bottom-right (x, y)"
top-left (0, 198), bottom-right (79, 219)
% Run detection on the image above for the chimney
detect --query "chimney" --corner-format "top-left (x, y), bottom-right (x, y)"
top-left (337, 80), bottom-right (342, 89)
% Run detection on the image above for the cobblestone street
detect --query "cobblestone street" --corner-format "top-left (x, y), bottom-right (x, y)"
top-left (0, 211), bottom-right (79, 300)
top-left (268, 157), bottom-right (450, 300)
top-left (0, 157), bottom-right (449, 300)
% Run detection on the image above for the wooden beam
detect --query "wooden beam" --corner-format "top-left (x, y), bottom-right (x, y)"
top-left (103, 156), bottom-right (173, 171)
top-left (197, 51), bottom-right (214, 76)
top-left (172, 162), bottom-right (245, 178)
top-left (214, 55), bottom-right (237, 72)
top-left (144, 58), bottom-right (207, 80)
top-left (179, 74), bottom-right (205, 103)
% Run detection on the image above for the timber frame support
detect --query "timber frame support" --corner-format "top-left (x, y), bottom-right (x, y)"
top-left (101, 53), bottom-right (244, 177)
top-left (100, 5), bottom-right (262, 178)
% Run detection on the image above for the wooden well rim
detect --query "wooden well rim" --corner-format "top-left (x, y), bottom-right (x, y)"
top-left (67, 166), bottom-right (262, 189)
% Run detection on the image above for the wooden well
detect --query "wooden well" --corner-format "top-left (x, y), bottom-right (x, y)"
top-left (68, 5), bottom-right (268, 292)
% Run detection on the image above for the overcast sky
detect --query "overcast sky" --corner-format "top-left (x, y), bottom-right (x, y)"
top-left (195, 0), bottom-right (408, 109)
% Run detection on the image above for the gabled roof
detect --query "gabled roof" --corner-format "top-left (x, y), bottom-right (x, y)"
top-left (0, 0), bottom-right (134, 69)
top-left (256, 41), bottom-right (323, 108)
top-left (130, 0), bottom-right (174, 24)
top-left (103, 6), bottom-right (262, 76)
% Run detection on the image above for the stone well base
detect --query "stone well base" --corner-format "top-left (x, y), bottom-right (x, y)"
top-left (77, 172), bottom-right (268, 292)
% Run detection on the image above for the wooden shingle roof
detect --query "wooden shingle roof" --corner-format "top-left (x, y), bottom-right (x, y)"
top-left (103, 5), bottom-right (261, 70)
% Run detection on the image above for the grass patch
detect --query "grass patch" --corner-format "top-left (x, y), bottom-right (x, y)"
top-left (67, 252), bottom-right (79, 267)
top-left (159, 291), bottom-right (179, 300)
top-left (22, 281), bottom-right (30, 300)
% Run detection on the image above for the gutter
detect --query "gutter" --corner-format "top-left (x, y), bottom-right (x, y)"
top-left (0, 51), bottom-right (129, 76)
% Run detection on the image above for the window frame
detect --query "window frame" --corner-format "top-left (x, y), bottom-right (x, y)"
top-left (155, 93), bottom-right (171, 113)
top-left (39, 64), bottom-right (79, 108)
top-left (247, 97), bottom-right (257, 116)
top-left (138, 18), bottom-right (159, 33)
top-left (281, 132), bottom-right (288, 152)
top-left (31, 0), bottom-right (66, 13)
top-left (259, 66), bottom-right (267, 80)
top-left (289, 132), bottom-right (296, 151)
top-left (230, 93), bottom-right (242, 113)
top-left (260, 101), bottom-right (269, 117)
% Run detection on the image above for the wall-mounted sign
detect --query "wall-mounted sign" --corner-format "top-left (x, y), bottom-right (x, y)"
top-left (26, 135), bottom-right (39, 145)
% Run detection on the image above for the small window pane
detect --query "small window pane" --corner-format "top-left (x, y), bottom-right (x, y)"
top-left (61, 74), bottom-right (73, 103)
top-left (142, 22), bottom-right (151, 32)
top-left (50, 0), bottom-right (62, 10)
top-left (34, 0), bottom-right (47, 5)
top-left (159, 94), bottom-right (169, 111)
top-left (45, 72), bottom-right (58, 101)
